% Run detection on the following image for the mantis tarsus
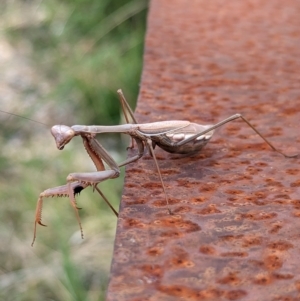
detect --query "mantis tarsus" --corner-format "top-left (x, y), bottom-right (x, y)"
top-left (2, 90), bottom-right (297, 246)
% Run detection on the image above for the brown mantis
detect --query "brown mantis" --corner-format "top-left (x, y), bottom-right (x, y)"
top-left (31, 89), bottom-right (298, 246)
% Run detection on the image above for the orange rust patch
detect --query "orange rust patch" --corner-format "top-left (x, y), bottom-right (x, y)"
top-left (217, 272), bottom-right (241, 286)
top-left (199, 245), bottom-right (217, 255)
top-left (295, 280), bottom-right (300, 291)
top-left (267, 241), bottom-right (294, 251)
top-left (291, 200), bottom-right (300, 209)
top-left (125, 198), bottom-right (147, 205)
top-left (160, 231), bottom-right (182, 239)
top-left (190, 196), bottom-right (207, 204)
top-left (147, 246), bottom-right (164, 256)
top-left (141, 182), bottom-right (163, 189)
top-left (272, 273), bottom-right (294, 280)
top-left (225, 289), bottom-right (247, 300)
top-left (225, 189), bottom-right (245, 195)
top-left (153, 216), bottom-right (201, 233)
top-left (124, 218), bottom-right (147, 228)
top-left (173, 206), bottom-right (192, 214)
top-left (152, 197), bottom-right (181, 208)
top-left (157, 285), bottom-right (224, 300)
top-left (263, 254), bottom-right (283, 270)
top-left (241, 211), bottom-right (277, 221)
top-left (241, 235), bottom-right (262, 247)
top-left (139, 264), bottom-right (163, 279)
top-left (199, 183), bottom-right (218, 193)
top-left (286, 169), bottom-right (300, 175)
top-left (292, 211), bottom-right (300, 217)
top-left (220, 235), bottom-right (244, 242)
top-left (268, 222), bottom-right (283, 234)
top-left (198, 204), bottom-right (221, 215)
top-left (177, 179), bottom-right (199, 188)
top-left (220, 252), bottom-right (248, 258)
top-left (253, 273), bottom-right (273, 285)
top-left (290, 180), bottom-right (300, 187)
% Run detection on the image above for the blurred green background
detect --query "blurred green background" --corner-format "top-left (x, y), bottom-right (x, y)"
top-left (0, 0), bottom-right (147, 300)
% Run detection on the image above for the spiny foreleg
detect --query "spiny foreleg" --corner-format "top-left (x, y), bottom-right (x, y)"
top-left (32, 181), bottom-right (89, 246)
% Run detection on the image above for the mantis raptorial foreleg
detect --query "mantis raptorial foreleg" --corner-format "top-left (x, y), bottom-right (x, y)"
top-left (117, 89), bottom-right (138, 149)
top-left (32, 181), bottom-right (89, 246)
top-left (117, 89), bottom-right (138, 124)
top-left (32, 91), bottom-right (142, 246)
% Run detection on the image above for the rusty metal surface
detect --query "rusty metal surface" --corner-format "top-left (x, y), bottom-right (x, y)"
top-left (106, 0), bottom-right (300, 300)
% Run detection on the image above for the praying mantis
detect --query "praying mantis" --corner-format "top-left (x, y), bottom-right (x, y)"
top-left (30, 89), bottom-right (298, 246)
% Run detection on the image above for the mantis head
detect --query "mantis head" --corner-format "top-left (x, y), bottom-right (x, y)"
top-left (51, 125), bottom-right (75, 150)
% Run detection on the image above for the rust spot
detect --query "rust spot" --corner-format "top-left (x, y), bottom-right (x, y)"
top-left (190, 196), bottom-right (207, 204)
top-left (267, 241), bottom-right (294, 251)
top-left (125, 198), bottom-right (147, 205)
top-left (199, 245), bottom-right (216, 255)
top-left (253, 273), bottom-right (273, 285)
top-left (221, 252), bottom-right (248, 258)
top-left (264, 254), bottom-right (283, 270)
top-left (173, 206), bottom-right (192, 214)
top-left (254, 162), bottom-right (269, 167)
top-left (220, 235), bottom-right (244, 242)
top-left (139, 264), bottom-right (163, 279)
top-left (250, 260), bottom-right (265, 268)
top-left (199, 183), bottom-right (217, 193)
top-left (286, 169), bottom-right (300, 175)
top-left (241, 211), bottom-right (277, 221)
top-left (128, 168), bottom-right (145, 174)
top-left (291, 200), bottom-right (300, 209)
top-left (152, 197), bottom-right (181, 208)
top-left (124, 218), bottom-right (147, 228)
top-left (274, 194), bottom-right (290, 199)
top-left (160, 231), bottom-right (182, 239)
top-left (142, 182), bottom-right (163, 189)
top-left (169, 252), bottom-right (195, 269)
top-left (245, 166), bottom-right (263, 175)
top-left (290, 180), bottom-right (300, 187)
top-left (295, 280), bottom-right (300, 291)
top-left (272, 297), bottom-right (299, 301)
top-left (254, 191), bottom-right (267, 198)
top-left (225, 290), bottom-right (247, 300)
top-left (177, 179), bottom-right (198, 188)
top-left (269, 222), bottom-right (283, 234)
top-left (264, 179), bottom-right (284, 187)
top-left (272, 273), bottom-right (294, 280)
top-left (242, 235), bottom-right (262, 247)
top-left (292, 211), bottom-right (300, 217)
top-left (225, 189), bottom-right (245, 195)
top-left (147, 246), bottom-right (164, 256)
top-left (217, 272), bottom-right (241, 286)
top-left (157, 285), bottom-right (223, 300)
top-left (177, 220), bottom-right (201, 233)
top-left (198, 204), bottom-right (222, 215)
top-left (126, 183), bottom-right (139, 188)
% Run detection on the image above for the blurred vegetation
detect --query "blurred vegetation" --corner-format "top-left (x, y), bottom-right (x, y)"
top-left (0, 0), bottom-right (147, 300)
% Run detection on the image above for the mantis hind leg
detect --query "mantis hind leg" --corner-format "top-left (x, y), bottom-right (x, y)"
top-left (175, 114), bottom-right (298, 158)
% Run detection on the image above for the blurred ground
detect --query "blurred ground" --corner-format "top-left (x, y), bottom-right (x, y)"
top-left (0, 1), bottom-right (146, 300)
